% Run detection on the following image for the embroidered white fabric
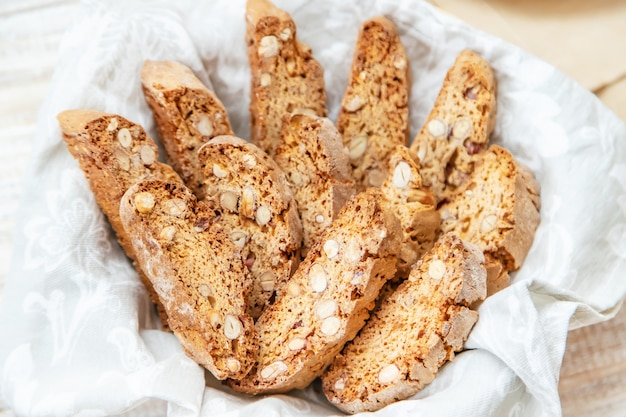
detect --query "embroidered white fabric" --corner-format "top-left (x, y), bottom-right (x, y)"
top-left (1, 0), bottom-right (626, 416)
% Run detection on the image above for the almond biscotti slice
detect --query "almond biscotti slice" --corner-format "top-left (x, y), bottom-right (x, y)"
top-left (380, 145), bottom-right (440, 277)
top-left (57, 109), bottom-right (182, 327)
top-left (438, 145), bottom-right (540, 293)
top-left (141, 60), bottom-right (234, 199)
top-left (322, 233), bottom-right (487, 414)
top-left (274, 113), bottom-right (356, 255)
top-left (409, 49), bottom-right (497, 201)
top-left (119, 180), bottom-right (257, 380)
top-left (338, 17), bottom-right (410, 191)
top-left (198, 135), bottom-right (302, 319)
top-left (228, 189), bottom-right (402, 394)
top-left (246, 0), bottom-right (327, 158)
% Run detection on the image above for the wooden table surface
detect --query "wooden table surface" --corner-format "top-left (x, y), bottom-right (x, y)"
top-left (1, 1), bottom-right (625, 416)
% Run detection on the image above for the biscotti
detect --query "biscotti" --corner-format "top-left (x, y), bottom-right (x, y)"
top-left (141, 60), bottom-right (234, 199)
top-left (438, 145), bottom-right (540, 292)
top-left (119, 180), bottom-right (257, 380)
top-left (380, 145), bottom-right (440, 277)
top-left (245, 0), bottom-right (327, 157)
top-left (198, 135), bottom-right (303, 319)
top-left (274, 113), bottom-right (355, 255)
top-left (57, 109), bottom-right (182, 327)
top-left (228, 189), bottom-right (401, 394)
top-left (322, 233), bottom-right (487, 414)
top-left (338, 17), bottom-right (410, 191)
top-left (409, 49), bottom-right (497, 201)
top-left (484, 254), bottom-right (511, 297)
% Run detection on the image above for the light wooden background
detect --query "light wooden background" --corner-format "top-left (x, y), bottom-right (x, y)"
top-left (1, 1), bottom-right (625, 416)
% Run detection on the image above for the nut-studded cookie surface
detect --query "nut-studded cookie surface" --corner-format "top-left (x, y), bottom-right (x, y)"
top-left (409, 49), bottom-right (497, 201)
top-left (119, 179), bottom-right (258, 380)
top-left (141, 60), bottom-right (234, 199)
top-left (246, 0), bottom-right (327, 158)
top-left (438, 145), bottom-right (541, 294)
top-left (338, 17), bottom-right (411, 191)
top-left (380, 145), bottom-right (440, 277)
top-left (322, 233), bottom-right (487, 414)
top-left (228, 189), bottom-right (401, 394)
top-left (274, 113), bottom-right (355, 256)
top-left (198, 135), bottom-right (303, 319)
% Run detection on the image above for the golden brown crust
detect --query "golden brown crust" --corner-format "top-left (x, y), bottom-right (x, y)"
top-left (483, 254), bottom-right (511, 298)
top-left (322, 233), bottom-right (487, 414)
top-left (338, 16), bottom-right (410, 191)
top-left (119, 180), bottom-right (257, 380)
top-left (409, 49), bottom-right (497, 201)
top-left (228, 189), bottom-right (401, 394)
top-left (198, 135), bottom-right (303, 319)
top-left (274, 113), bottom-right (356, 255)
top-left (57, 109), bottom-right (183, 328)
top-left (245, 0), bottom-right (327, 158)
top-left (141, 60), bottom-right (234, 199)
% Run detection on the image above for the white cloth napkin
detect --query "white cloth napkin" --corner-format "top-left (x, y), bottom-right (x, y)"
top-left (2, 0), bottom-right (626, 416)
